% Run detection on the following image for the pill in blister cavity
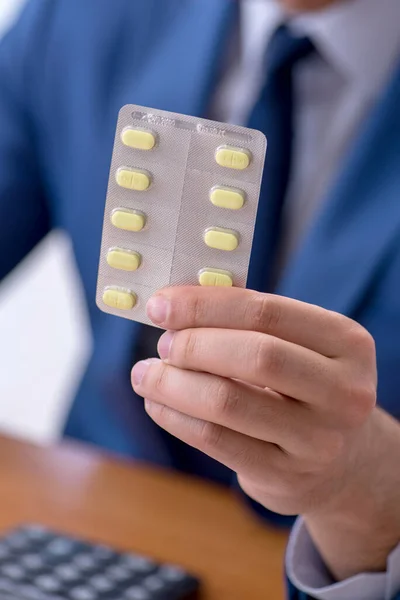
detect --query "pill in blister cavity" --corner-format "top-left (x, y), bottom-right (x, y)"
top-left (107, 248), bottom-right (141, 272)
top-left (198, 269), bottom-right (233, 287)
top-left (215, 146), bottom-right (252, 170)
top-left (204, 227), bottom-right (239, 251)
top-left (210, 186), bottom-right (245, 210)
top-left (97, 104), bottom-right (267, 326)
top-left (103, 288), bottom-right (137, 310)
top-left (116, 167), bottom-right (151, 191)
top-left (111, 208), bottom-right (146, 232)
top-left (121, 128), bottom-right (157, 151)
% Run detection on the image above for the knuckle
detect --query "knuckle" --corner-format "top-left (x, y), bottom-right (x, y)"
top-left (153, 363), bottom-right (169, 395)
top-left (352, 382), bottom-right (377, 418)
top-left (237, 474), bottom-right (258, 500)
top-left (199, 421), bottom-right (223, 450)
top-left (258, 396), bottom-right (296, 435)
top-left (237, 474), bottom-right (265, 500)
top-left (348, 324), bottom-right (376, 357)
top-left (146, 401), bottom-right (169, 423)
top-left (186, 292), bottom-right (205, 324)
top-left (232, 446), bottom-right (259, 473)
top-left (180, 329), bottom-right (199, 364)
top-left (247, 293), bottom-right (282, 333)
top-left (341, 378), bottom-right (377, 426)
top-left (254, 335), bottom-right (286, 377)
top-left (211, 380), bottom-right (241, 420)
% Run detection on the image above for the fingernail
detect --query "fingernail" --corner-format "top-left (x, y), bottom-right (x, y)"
top-left (147, 295), bottom-right (169, 325)
top-left (158, 331), bottom-right (175, 360)
top-left (132, 360), bottom-right (155, 386)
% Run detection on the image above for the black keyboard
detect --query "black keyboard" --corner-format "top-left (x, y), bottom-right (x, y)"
top-left (0, 525), bottom-right (200, 600)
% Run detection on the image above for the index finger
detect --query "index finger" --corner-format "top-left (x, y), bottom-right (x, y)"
top-left (146, 287), bottom-right (358, 358)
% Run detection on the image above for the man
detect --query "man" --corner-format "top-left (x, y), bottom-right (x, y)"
top-left (0, 0), bottom-right (399, 598)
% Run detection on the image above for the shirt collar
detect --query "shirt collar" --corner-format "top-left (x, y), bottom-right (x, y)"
top-left (241, 0), bottom-right (400, 97)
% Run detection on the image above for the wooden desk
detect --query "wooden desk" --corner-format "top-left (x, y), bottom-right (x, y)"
top-left (0, 435), bottom-right (288, 599)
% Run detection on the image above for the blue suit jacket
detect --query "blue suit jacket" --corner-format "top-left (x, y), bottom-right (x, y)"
top-left (0, 2), bottom-right (399, 597)
top-left (287, 580), bottom-right (400, 600)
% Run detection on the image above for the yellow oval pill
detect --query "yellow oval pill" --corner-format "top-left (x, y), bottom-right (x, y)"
top-left (111, 209), bottom-right (146, 232)
top-left (103, 288), bottom-right (137, 311)
top-left (210, 186), bottom-right (245, 210)
top-left (215, 146), bottom-right (251, 170)
top-left (107, 248), bottom-right (141, 272)
top-left (198, 269), bottom-right (233, 287)
top-left (121, 128), bottom-right (156, 151)
top-left (116, 168), bottom-right (151, 191)
top-left (204, 227), bottom-right (239, 251)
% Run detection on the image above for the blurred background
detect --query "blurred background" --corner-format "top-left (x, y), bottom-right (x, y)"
top-left (0, 0), bottom-right (92, 444)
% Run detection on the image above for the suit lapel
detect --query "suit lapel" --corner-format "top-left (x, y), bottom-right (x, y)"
top-left (277, 64), bottom-right (400, 317)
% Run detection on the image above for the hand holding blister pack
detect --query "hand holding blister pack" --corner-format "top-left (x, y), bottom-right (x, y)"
top-left (96, 105), bottom-right (267, 327)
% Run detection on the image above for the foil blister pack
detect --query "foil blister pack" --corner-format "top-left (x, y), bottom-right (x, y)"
top-left (96, 105), bottom-right (267, 326)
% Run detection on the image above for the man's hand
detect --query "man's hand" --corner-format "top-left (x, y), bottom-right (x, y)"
top-left (131, 287), bottom-right (400, 580)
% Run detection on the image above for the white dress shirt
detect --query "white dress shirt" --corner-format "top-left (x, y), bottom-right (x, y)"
top-left (210, 0), bottom-right (400, 598)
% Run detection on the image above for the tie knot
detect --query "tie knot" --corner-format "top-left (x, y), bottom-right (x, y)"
top-left (266, 25), bottom-right (315, 75)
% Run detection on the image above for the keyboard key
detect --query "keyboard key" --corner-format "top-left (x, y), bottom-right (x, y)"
top-left (0, 526), bottom-right (199, 600)
top-left (143, 575), bottom-right (166, 593)
top-left (35, 575), bottom-right (61, 592)
top-left (1, 564), bottom-right (25, 580)
top-left (69, 586), bottom-right (97, 600)
top-left (124, 587), bottom-right (151, 600)
top-left (0, 577), bottom-right (15, 592)
top-left (158, 565), bottom-right (187, 582)
top-left (22, 555), bottom-right (45, 571)
top-left (122, 555), bottom-right (155, 573)
top-left (46, 539), bottom-right (75, 557)
top-left (7, 532), bottom-right (28, 550)
top-left (17, 584), bottom-right (48, 600)
top-left (91, 545), bottom-right (116, 561)
top-left (74, 554), bottom-right (98, 571)
top-left (107, 565), bottom-right (132, 582)
top-left (89, 575), bottom-right (114, 593)
top-left (55, 565), bottom-right (81, 582)
top-left (25, 526), bottom-right (50, 541)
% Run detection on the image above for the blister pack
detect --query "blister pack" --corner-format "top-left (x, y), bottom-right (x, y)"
top-left (96, 105), bottom-right (267, 327)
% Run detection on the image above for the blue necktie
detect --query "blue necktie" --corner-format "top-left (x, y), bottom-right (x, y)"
top-left (247, 25), bottom-right (315, 292)
top-left (241, 27), bottom-right (317, 525)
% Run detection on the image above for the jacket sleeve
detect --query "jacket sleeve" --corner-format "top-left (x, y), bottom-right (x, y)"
top-left (286, 578), bottom-right (309, 600)
top-left (0, 0), bottom-right (52, 282)
top-left (286, 576), bottom-right (400, 600)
